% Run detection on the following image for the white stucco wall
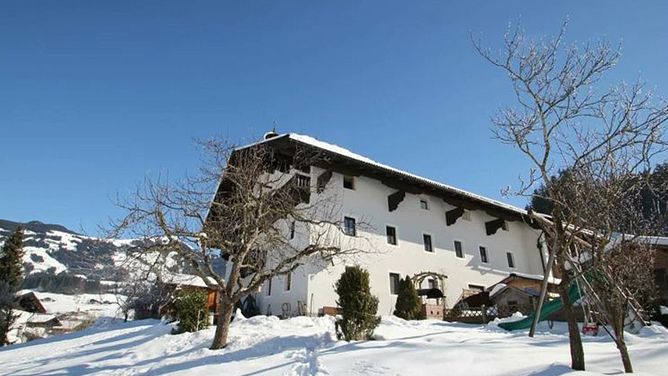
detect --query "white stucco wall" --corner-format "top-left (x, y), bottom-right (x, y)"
top-left (257, 167), bottom-right (546, 317)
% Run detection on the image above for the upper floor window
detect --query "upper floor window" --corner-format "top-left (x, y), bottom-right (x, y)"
top-left (479, 246), bottom-right (488, 263)
top-left (343, 175), bottom-right (355, 190)
top-left (462, 210), bottom-right (471, 221)
top-left (506, 252), bottom-right (515, 268)
top-left (289, 221), bottom-right (295, 239)
top-left (386, 226), bottom-right (397, 245)
top-left (285, 273), bottom-right (292, 291)
top-left (428, 278), bottom-right (438, 289)
top-left (344, 216), bottom-right (356, 236)
top-left (266, 278), bottom-right (272, 296)
top-left (389, 273), bottom-right (401, 295)
top-left (502, 221), bottom-right (509, 231)
top-left (423, 234), bottom-right (433, 252)
top-left (419, 199), bottom-right (429, 210)
top-left (454, 240), bottom-right (464, 258)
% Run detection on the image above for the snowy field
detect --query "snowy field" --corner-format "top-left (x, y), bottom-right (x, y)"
top-left (0, 314), bottom-right (666, 376)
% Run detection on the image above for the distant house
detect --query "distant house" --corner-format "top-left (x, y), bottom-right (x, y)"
top-left (647, 237), bottom-right (668, 306)
top-left (26, 314), bottom-right (61, 328)
top-left (15, 292), bottom-right (47, 314)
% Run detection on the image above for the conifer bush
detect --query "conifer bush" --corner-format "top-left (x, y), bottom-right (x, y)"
top-left (334, 266), bottom-right (380, 341)
top-left (173, 290), bottom-right (208, 334)
top-left (393, 276), bottom-right (424, 320)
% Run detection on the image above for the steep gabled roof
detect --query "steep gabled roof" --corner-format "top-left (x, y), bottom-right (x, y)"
top-left (236, 133), bottom-right (534, 224)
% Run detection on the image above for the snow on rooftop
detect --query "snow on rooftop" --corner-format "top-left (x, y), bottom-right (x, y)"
top-left (287, 133), bottom-right (529, 216)
top-left (507, 272), bottom-right (561, 285)
top-left (488, 283), bottom-right (508, 298)
top-left (164, 273), bottom-right (218, 289)
top-left (27, 314), bottom-right (58, 324)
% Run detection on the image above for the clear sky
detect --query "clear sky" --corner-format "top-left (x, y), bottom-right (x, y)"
top-left (1, 1), bottom-right (667, 236)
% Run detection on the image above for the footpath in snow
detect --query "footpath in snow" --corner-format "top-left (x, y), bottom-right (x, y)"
top-left (0, 313), bottom-right (667, 375)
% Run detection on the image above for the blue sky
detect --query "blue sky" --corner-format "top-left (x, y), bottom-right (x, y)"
top-left (1, 1), bottom-right (667, 236)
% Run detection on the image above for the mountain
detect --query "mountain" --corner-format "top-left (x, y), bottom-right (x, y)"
top-left (0, 219), bottom-right (137, 281)
top-left (0, 218), bottom-right (226, 292)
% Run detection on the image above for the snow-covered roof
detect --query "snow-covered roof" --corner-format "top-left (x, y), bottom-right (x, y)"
top-left (488, 283), bottom-right (507, 298)
top-left (27, 314), bottom-right (59, 324)
top-left (505, 272), bottom-right (561, 285)
top-left (239, 133), bottom-right (529, 217)
top-left (164, 273), bottom-right (218, 289)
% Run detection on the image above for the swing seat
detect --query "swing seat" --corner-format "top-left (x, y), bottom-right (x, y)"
top-left (582, 322), bottom-right (599, 336)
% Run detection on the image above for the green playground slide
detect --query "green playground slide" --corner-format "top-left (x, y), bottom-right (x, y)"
top-left (498, 283), bottom-right (581, 331)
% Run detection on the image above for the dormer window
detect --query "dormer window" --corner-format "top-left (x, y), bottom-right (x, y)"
top-left (419, 199), bottom-right (429, 210)
top-left (343, 175), bottom-right (355, 190)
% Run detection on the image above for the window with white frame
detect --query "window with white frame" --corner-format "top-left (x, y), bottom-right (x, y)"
top-left (419, 199), bottom-right (429, 210)
top-left (389, 273), bottom-right (400, 295)
top-left (423, 234), bottom-right (433, 252)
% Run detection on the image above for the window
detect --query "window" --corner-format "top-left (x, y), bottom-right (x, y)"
top-left (285, 273), bottom-right (292, 291)
top-left (389, 273), bottom-right (401, 294)
top-left (386, 226), bottom-right (397, 245)
top-left (423, 234), bottom-right (433, 252)
top-left (454, 240), bottom-right (464, 258)
top-left (479, 246), bottom-right (488, 263)
top-left (343, 217), bottom-right (356, 236)
top-left (289, 221), bottom-right (295, 239)
top-left (419, 199), bottom-right (429, 210)
top-left (506, 252), bottom-right (515, 268)
top-left (343, 175), bottom-right (355, 190)
top-left (267, 278), bottom-right (272, 296)
top-left (428, 278), bottom-right (438, 289)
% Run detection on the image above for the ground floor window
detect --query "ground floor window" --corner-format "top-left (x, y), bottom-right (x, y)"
top-left (389, 273), bottom-right (400, 294)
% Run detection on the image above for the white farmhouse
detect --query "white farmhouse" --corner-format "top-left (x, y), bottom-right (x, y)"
top-left (222, 133), bottom-right (549, 318)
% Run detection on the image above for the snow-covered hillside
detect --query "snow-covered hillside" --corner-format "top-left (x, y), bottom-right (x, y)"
top-left (0, 219), bottom-right (137, 280)
top-left (0, 219), bottom-right (225, 282)
top-left (1, 315), bottom-right (666, 375)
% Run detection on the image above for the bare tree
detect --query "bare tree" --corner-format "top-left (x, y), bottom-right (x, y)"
top-left (109, 137), bottom-right (366, 349)
top-left (474, 21), bottom-right (668, 371)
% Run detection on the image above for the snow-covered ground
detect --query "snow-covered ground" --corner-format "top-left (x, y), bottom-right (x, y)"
top-left (1, 314), bottom-right (666, 376)
top-left (18, 290), bottom-right (123, 317)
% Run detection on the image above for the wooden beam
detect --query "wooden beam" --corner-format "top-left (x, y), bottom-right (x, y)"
top-left (316, 170), bottom-right (332, 193)
top-left (485, 218), bottom-right (506, 236)
top-left (388, 190), bottom-right (406, 212)
top-left (445, 207), bottom-right (465, 226)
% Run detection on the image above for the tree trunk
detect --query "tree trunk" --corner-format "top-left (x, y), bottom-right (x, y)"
top-left (210, 295), bottom-right (235, 350)
top-left (558, 278), bottom-right (585, 370)
top-left (616, 333), bottom-right (633, 373)
top-left (612, 303), bottom-right (633, 373)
